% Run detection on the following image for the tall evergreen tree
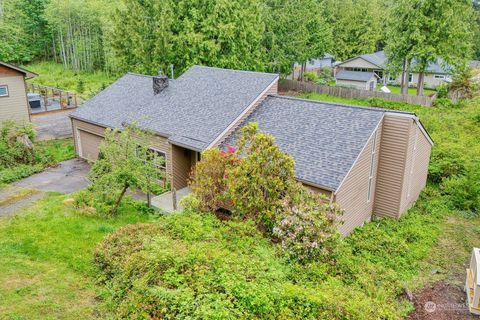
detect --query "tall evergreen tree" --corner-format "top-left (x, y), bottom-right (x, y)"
top-left (386, 0), bottom-right (473, 96)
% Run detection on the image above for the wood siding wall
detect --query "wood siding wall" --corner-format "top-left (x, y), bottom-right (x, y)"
top-left (373, 115), bottom-right (412, 218)
top-left (213, 79), bottom-right (278, 147)
top-left (334, 124), bottom-right (382, 235)
top-left (0, 72), bottom-right (30, 123)
top-left (71, 118), bottom-right (192, 191)
top-left (399, 122), bottom-right (432, 213)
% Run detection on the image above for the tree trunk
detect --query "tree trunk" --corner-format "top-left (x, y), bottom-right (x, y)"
top-left (400, 58), bottom-right (409, 95)
top-left (300, 62), bottom-right (305, 82)
top-left (416, 72), bottom-right (425, 96)
top-left (111, 183), bottom-right (129, 216)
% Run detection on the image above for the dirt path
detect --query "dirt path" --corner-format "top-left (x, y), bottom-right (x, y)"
top-left (406, 215), bottom-right (480, 319)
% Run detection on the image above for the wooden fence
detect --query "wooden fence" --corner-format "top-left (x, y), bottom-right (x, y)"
top-left (279, 79), bottom-right (437, 107)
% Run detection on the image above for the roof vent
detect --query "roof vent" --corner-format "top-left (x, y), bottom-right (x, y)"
top-left (153, 75), bottom-right (168, 95)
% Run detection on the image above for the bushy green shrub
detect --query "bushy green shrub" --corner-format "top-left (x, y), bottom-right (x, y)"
top-left (428, 143), bottom-right (466, 183)
top-left (433, 97), bottom-right (456, 108)
top-left (226, 123), bottom-right (296, 228)
top-left (0, 120), bottom-right (36, 167)
top-left (441, 164), bottom-right (480, 213)
top-left (303, 71), bottom-right (319, 82)
top-left (94, 213), bottom-right (398, 319)
top-left (188, 147), bottom-right (236, 212)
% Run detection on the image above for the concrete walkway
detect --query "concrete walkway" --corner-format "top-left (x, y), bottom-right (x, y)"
top-left (13, 158), bottom-right (90, 193)
top-left (31, 109), bottom-right (76, 141)
top-left (151, 187), bottom-right (191, 213)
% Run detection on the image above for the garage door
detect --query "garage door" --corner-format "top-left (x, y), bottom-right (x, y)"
top-left (78, 129), bottom-right (103, 160)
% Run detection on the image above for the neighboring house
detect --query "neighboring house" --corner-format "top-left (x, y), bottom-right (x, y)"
top-left (0, 61), bottom-right (37, 123)
top-left (469, 60), bottom-right (480, 69)
top-left (335, 70), bottom-right (378, 91)
top-left (336, 51), bottom-right (452, 89)
top-left (292, 54), bottom-right (336, 78)
top-left (70, 65), bottom-right (432, 235)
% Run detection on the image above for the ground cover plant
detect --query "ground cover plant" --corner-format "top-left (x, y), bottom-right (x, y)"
top-left (24, 61), bottom-right (116, 100)
top-left (0, 93), bottom-right (479, 319)
top-left (0, 121), bottom-right (75, 185)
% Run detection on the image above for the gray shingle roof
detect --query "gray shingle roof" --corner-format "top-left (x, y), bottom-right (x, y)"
top-left (341, 50), bottom-right (452, 74)
top-left (221, 96), bottom-right (387, 191)
top-left (70, 66), bottom-right (278, 151)
top-left (336, 70), bottom-right (376, 82)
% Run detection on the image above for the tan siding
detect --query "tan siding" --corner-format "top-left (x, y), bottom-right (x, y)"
top-left (303, 184), bottom-right (332, 197)
top-left (336, 79), bottom-right (369, 90)
top-left (335, 124), bottom-right (382, 235)
top-left (78, 130), bottom-right (103, 160)
top-left (72, 119), bottom-right (107, 159)
top-left (373, 115), bottom-right (411, 218)
top-left (0, 74), bottom-right (30, 123)
top-left (171, 145), bottom-right (193, 190)
top-left (399, 122), bottom-right (432, 214)
top-left (213, 79), bottom-right (278, 147)
top-left (339, 58), bottom-right (381, 70)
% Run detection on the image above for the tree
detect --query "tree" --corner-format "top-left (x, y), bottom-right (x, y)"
top-left (83, 125), bottom-right (165, 216)
top-left (386, 0), bottom-right (473, 96)
top-left (322, 0), bottom-right (384, 61)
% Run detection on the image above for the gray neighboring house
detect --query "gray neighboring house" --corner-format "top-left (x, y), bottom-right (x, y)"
top-left (292, 54), bottom-right (336, 78)
top-left (335, 70), bottom-right (378, 91)
top-left (336, 50), bottom-right (452, 89)
top-left (70, 65), bottom-right (432, 235)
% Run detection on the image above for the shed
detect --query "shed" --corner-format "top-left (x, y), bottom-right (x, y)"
top-left (335, 70), bottom-right (377, 91)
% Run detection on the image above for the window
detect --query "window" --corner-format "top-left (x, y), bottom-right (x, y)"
top-left (0, 85), bottom-right (8, 97)
top-left (408, 73), bottom-right (413, 83)
top-left (367, 130), bottom-right (378, 202)
top-left (434, 74), bottom-right (446, 79)
top-left (135, 146), bottom-right (166, 170)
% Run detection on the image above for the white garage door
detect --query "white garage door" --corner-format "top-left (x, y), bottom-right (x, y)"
top-left (78, 129), bottom-right (104, 161)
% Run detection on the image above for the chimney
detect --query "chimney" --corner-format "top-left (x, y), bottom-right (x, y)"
top-left (153, 75), bottom-right (168, 95)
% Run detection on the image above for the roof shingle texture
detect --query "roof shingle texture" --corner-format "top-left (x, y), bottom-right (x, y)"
top-left (70, 66), bottom-right (278, 151)
top-left (336, 70), bottom-right (375, 82)
top-left (221, 96), bottom-right (385, 191)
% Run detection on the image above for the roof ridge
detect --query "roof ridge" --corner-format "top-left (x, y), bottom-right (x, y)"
top-left (267, 95), bottom-right (415, 115)
top-left (126, 72), bottom-right (156, 78)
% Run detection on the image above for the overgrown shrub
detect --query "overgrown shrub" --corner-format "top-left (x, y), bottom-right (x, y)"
top-left (273, 185), bottom-right (342, 263)
top-left (428, 143), bottom-right (466, 183)
top-left (188, 147), bottom-right (236, 212)
top-left (441, 164), bottom-right (480, 214)
top-left (303, 71), bottom-right (318, 82)
top-left (226, 123), bottom-right (296, 228)
top-left (0, 120), bottom-right (36, 167)
top-left (94, 213), bottom-right (397, 319)
top-left (433, 97), bottom-right (456, 108)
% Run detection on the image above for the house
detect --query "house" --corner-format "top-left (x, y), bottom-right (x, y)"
top-left (336, 51), bottom-right (452, 89)
top-left (335, 70), bottom-right (378, 91)
top-left (0, 61), bottom-right (37, 123)
top-left (70, 65), bottom-right (432, 235)
top-left (292, 54), bottom-right (336, 78)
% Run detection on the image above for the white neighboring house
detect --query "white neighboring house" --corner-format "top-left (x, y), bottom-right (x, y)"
top-left (292, 54), bottom-right (335, 79)
top-left (335, 51), bottom-right (453, 89)
top-left (335, 70), bottom-right (378, 91)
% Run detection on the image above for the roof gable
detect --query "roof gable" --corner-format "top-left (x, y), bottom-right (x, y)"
top-left (221, 96), bottom-right (386, 191)
top-left (71, 66), bottom-right (279, 151)
top-left (0, 61), bottom-right (37, 78)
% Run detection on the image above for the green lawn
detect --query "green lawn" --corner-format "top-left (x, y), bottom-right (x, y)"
top-left (0, 138), bottom-right (75, 185)
top-left (0, 195), bottom-right (157, 319)
top-left (24, 61), bottom-right (117, 100)
top-left (376, 84), bottom-right (436, 96)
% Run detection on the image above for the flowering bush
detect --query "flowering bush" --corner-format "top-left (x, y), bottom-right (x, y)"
top-left (273, 185), bottom-right (343, 263)
top-left (188, 147), bottom-right (238, 212)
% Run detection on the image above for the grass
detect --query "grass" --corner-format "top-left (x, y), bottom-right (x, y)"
top-left (0, 138), bottom-right (75, 184)
top-left (0, 86), bottom-right (478, 317)
top-left (24, 61), bottom-right (117, 100)
top-left (376, 84), bottom-right (436, 96)
top-left (0, 195), bottom-right (157, 319)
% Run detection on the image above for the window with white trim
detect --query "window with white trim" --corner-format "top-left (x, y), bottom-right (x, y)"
top-left (408, 73), bottom-right (413, 83)
top-left (434, 74), bottom-right (446, 79)
top-left (135, 146), bottom-right (166, 170)
top-left (0, 85), bottom-right (8, 97)
top-left (367, 130), bottom-right (378, 202)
